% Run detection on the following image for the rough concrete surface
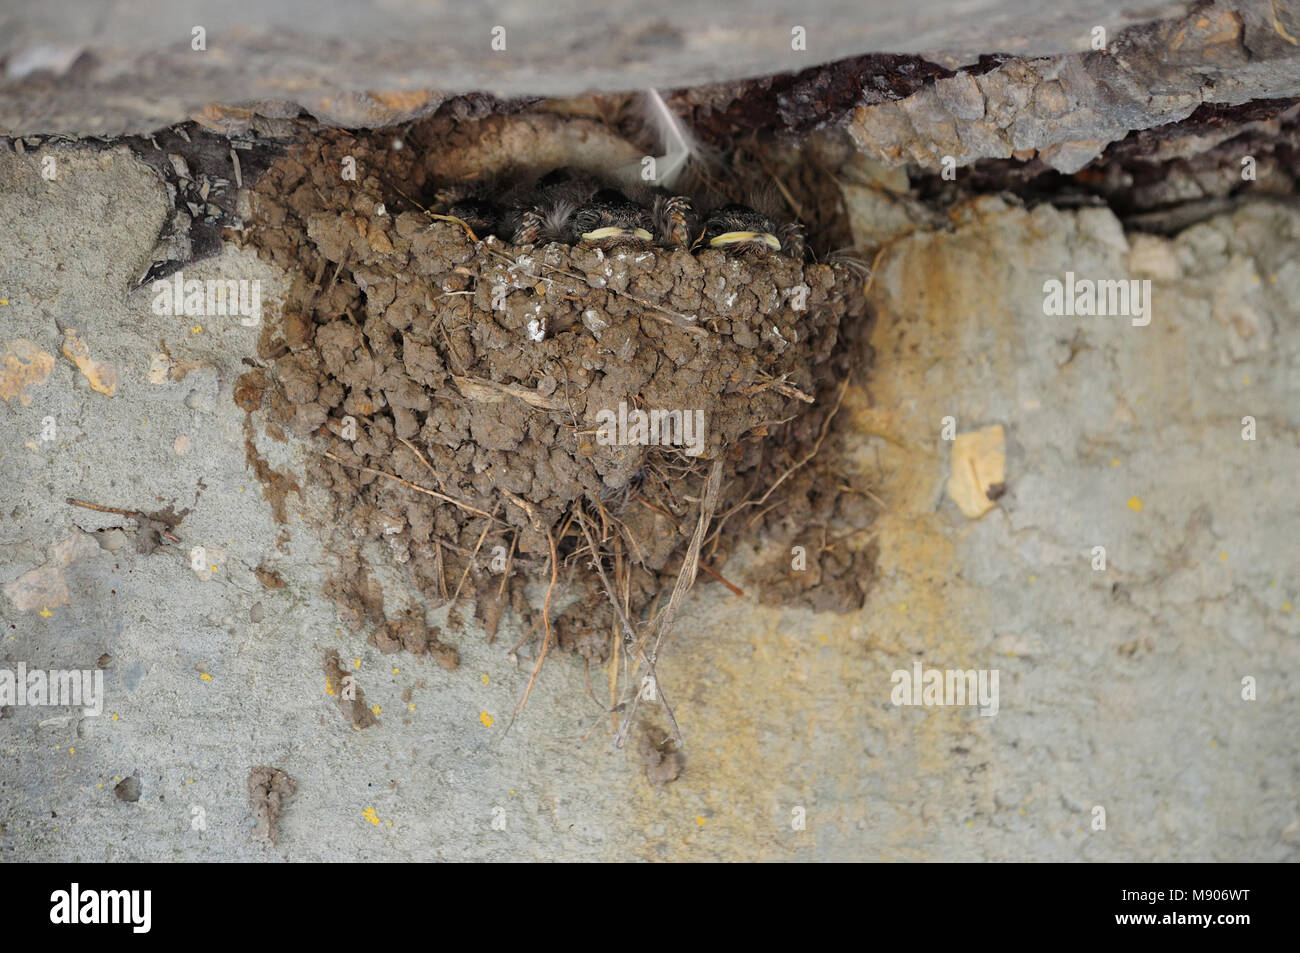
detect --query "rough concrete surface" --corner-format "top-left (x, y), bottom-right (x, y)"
top-left (2, 138), bottom-right (1296, 860)
top-left (0, 1), bottom-right (1190, 135)
top-left (850, 2), bottom-right (1300, 172)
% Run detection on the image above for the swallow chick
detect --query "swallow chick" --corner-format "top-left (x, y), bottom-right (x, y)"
top-left (650, 193), bottom-right (698, 248)
top-left (700, 204), bottom-right (805, 258)
top-left (496, 167), bottom-right (593, 245)
top-left (618, 179), bottom-right (697, 248)
top-left (498, 169), bottom-right (653, 248)
top-left (567, 187), bottom-right (655, 247)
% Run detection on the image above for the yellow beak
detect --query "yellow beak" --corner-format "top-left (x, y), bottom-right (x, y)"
top-left (708, 230), bottom-right (782, 250)
top-left (580, 226), bottom-right (653, 242)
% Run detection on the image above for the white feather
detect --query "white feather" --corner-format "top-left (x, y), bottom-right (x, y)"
top-left (644, 88), bottom-right (695, 189)
top-left (612, 88), bottom-right (702, 192)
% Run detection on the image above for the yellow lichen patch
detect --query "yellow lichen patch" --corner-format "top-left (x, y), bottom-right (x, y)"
top-left (479, 710), bottom-right (494, 727)
top-left (362, 807), bottom-right (381, 825)
top-left (1, 339), bottom-right (54, 406)
top-left (60, 328), bottom-right (117, 396)
top-left (946, 425), bottom-right (1006, 518)
top-left (1128, 496), bottom-right (1144, 512)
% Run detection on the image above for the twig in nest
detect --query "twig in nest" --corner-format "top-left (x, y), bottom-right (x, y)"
top-left (497, 533), bottom-right (517, 600)
top-left (508, 613), bottom-right (545, 657)
top-left (499, 488), bottom-right (544, 532)
top-left (574, 511), bottom-right (635, 644)
top-left (449, 504), bottom-right (501, 608)
top-left (303, 258), bottom-right (327, 312)
top-left (378, 174), bottom-right (481, 242)
top-left (862, 246), bottom-right (885, 297)
top-left (325, 246), bottom-right (352, 299)
top-left (575, 510), bottom-right (683, 747)
top-left (578, 699), bottom-right (627, 744)
top-left (321, 450), bottom-right (504, 525)
top-left (641, 457), bottom-right (725, 667)
top-left (698, 560), bottom-right (744, 596)
top-left (67, 498), bottom-right (150, 519)
top-left (454, 375), bottom-right (567, 411)
top-left (607, 615), bottom-right (620, 734)
top-left (425, 213), bottom-right (480, 242)
top-left (65, 498), bottom-right (183, 543)
top-left (514, 525), bottom-right (559, 715)
top-left (625, 297), bottom-right (708, 337)
top-left (395, 435), bottom-right (445, 489)
top-left (610, 458), bottom-right (723, 749)
top-left (612, 537), bottom-right (629, 732)
top-left (743, 373), bottom-right (815, 404)
top-left (742, 373), bottom-right (852, 522)
top-left (634, 495), bottom-right (687, 535)
top-left (434, 540), bottom-right (449, 602)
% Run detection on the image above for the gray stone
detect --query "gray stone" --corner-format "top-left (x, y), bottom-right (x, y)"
top-left (850, 3), bottom-right (1300, 172)
top-left (0, 1), bottom-right (1210, 136)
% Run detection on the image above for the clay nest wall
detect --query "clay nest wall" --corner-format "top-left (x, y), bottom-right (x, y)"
top-left (234, 115), bottom-right (875, 734)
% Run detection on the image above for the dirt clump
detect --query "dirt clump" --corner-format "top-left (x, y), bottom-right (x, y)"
top-left (642, 736), bottom-right (685, 785)
top-left (254, 566), bottom-right (286, 589)
top-left (322, 649), bottom-right (378, 729)
top-left (247, 766), bottom-right (297, 845)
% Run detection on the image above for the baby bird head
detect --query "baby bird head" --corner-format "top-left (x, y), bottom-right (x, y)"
top-left (701, 204), bottom-right (782, 254)
top-left (701, 204), bottom-right (804, 258)
top-left (569, 188), bottom-right (654, 247)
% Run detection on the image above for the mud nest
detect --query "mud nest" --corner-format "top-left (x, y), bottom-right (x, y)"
top-left (237, 121), bottom-right (875, 734)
